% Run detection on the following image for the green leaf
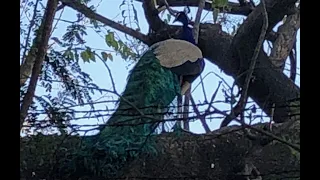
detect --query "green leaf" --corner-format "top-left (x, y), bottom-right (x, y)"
top-left (212, 8), bottom-right (220, 24)
top-left (101, 52), bottom-right (113, 61)
top-left (89, 51), bottom-right (96, 62)
top-left (108, 53), bottom-right (113, 61)
top-left (81, 51), bottom-right (90, 63)
top-left (63, 49), bottom-right (74, 60)
top-left (111, 41), bottom-right (119, 51)
top-left (101, 52), bottom-right (109, 61)
top-left (212, 0), bottom-right (228, 8)
top-left (118, 40), bottom-right (124, 49)
top-left (81, 47), bottom-right (96, 63)
top-left (105, 32), bottom-right (114, 45)
top-left (105, 32), bottom-right (119, 51)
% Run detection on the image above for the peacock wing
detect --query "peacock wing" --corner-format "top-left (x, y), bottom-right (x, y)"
top-left (150, 39), bottom-right (203, 68)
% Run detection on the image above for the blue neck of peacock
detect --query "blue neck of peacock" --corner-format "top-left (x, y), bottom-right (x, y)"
top-left (181, 24), bottom-right (204, 67)
top-left (181, 24), bottom-right (196, 45)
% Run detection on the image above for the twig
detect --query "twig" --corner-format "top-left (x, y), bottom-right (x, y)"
top-left (190, 95), bottom-right (210, 133)
top-left (94, 53), bottom-right (117, 93)
top-left (177, 93), bottom-right (183, 128)
top-left (193, 0), bottom-right (205, 44)
top-left (199, 75), bottom-right (208, 102)
top-left (289, 42), bottom-right (297, 82)
top-left (56, 3), bottom-right (66, 12)
top-left (21, 0), bottom-right (40, 65)
top-left (206, 81), bottom-right (222, 113)
top-left (50, 5), bottom-right (65, 37)
top-left (220, 0), bottom-right (268, 128)
top-left (59, 0), bottom-right (149, 44)
top-left (161, 0), bottom-right (179, 16)
top-left (192, 71), bottom-right (214, 93)
top-left (213, 72), bottom-right (232, 90)
top-left (20, 0), bottom-right (59, 131)
top-left (136, 0), bottom-right (254, 16)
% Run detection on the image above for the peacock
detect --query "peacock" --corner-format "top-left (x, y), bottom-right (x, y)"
top-left (91, 11), bottom-right (205, 163)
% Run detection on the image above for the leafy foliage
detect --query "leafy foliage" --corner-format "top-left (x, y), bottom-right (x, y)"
top-left (212, 0), bottom-right (229, 24)
top-left (105, 30), bottom-right (138, 60)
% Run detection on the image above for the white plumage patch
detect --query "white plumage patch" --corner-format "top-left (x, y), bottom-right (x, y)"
top-left (150, 39), bottom-right (203, 68)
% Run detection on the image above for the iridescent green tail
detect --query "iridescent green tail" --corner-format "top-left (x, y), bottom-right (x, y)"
top-left (95, 50), bottom-right (180, 156)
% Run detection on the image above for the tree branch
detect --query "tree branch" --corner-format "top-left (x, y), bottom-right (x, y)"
top-left (193, 0), bottom-right (205, 44)
top-left (223, 0), bottom-right (299, 123)
top-left (289, 43), bottom-right (297, 82)
top-left (269, 8), bottom-right (300, 70)
top-left (142, 0), bottom-right (168, 32)
top-left (220, 0), bottom-right (269, 127)
top-left (190, 95), bottom-right (210, 133)
top-left (136, 0), bottom-right (254, 16)
top-left (20, 0), bottom-right (59, 130)
top-left (59, 0), bottom-right (150, 44)
top-left (20, 0), bottom-right (42, 87)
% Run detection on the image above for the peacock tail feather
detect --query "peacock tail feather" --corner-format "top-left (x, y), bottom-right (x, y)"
top-left (79, 39), bottom-right (203, 176)
top-left (94, 49), bottom-right (181, 157)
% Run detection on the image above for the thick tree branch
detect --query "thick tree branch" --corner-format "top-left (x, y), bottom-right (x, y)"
top-left (59, 0), bottom-right (150, 44)
top-left (225, 0), bottom-right (299, 123)
top-left (20, 0), bottom-right (58, 130)
top-left (21, 120), bottom-right (300, 179)
top-left (136, 0), bottom-right (254, 16)
top-left (220, 0), bottom-right (269, 128)
top-left (270, 9), bottom-right (300, 70)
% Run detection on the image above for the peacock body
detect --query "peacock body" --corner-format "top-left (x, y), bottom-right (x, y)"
top-left (85, 11), bottom-right (205, 174)
top-left (96, 39), bottom-right (203, 153)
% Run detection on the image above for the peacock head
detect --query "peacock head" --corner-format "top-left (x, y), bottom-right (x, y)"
top-left (173, 11), bottom-right (189, 26)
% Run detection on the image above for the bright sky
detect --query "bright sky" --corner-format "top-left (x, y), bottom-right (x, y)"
top-left (21, 0), bottom-right (300, 136)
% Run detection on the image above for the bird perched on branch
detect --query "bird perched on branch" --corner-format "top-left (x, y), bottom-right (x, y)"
top-left (95, 10), bottom-right (205, 157)
top-left (171, 10), bottom-right (205, 95)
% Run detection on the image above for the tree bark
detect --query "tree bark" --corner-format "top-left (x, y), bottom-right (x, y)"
top-left (20, 121), bottom-right (300, 179)
top-left (270, 9), bottom-right (300, 70)
top-left (20, 0), bottom-right (58, 130)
